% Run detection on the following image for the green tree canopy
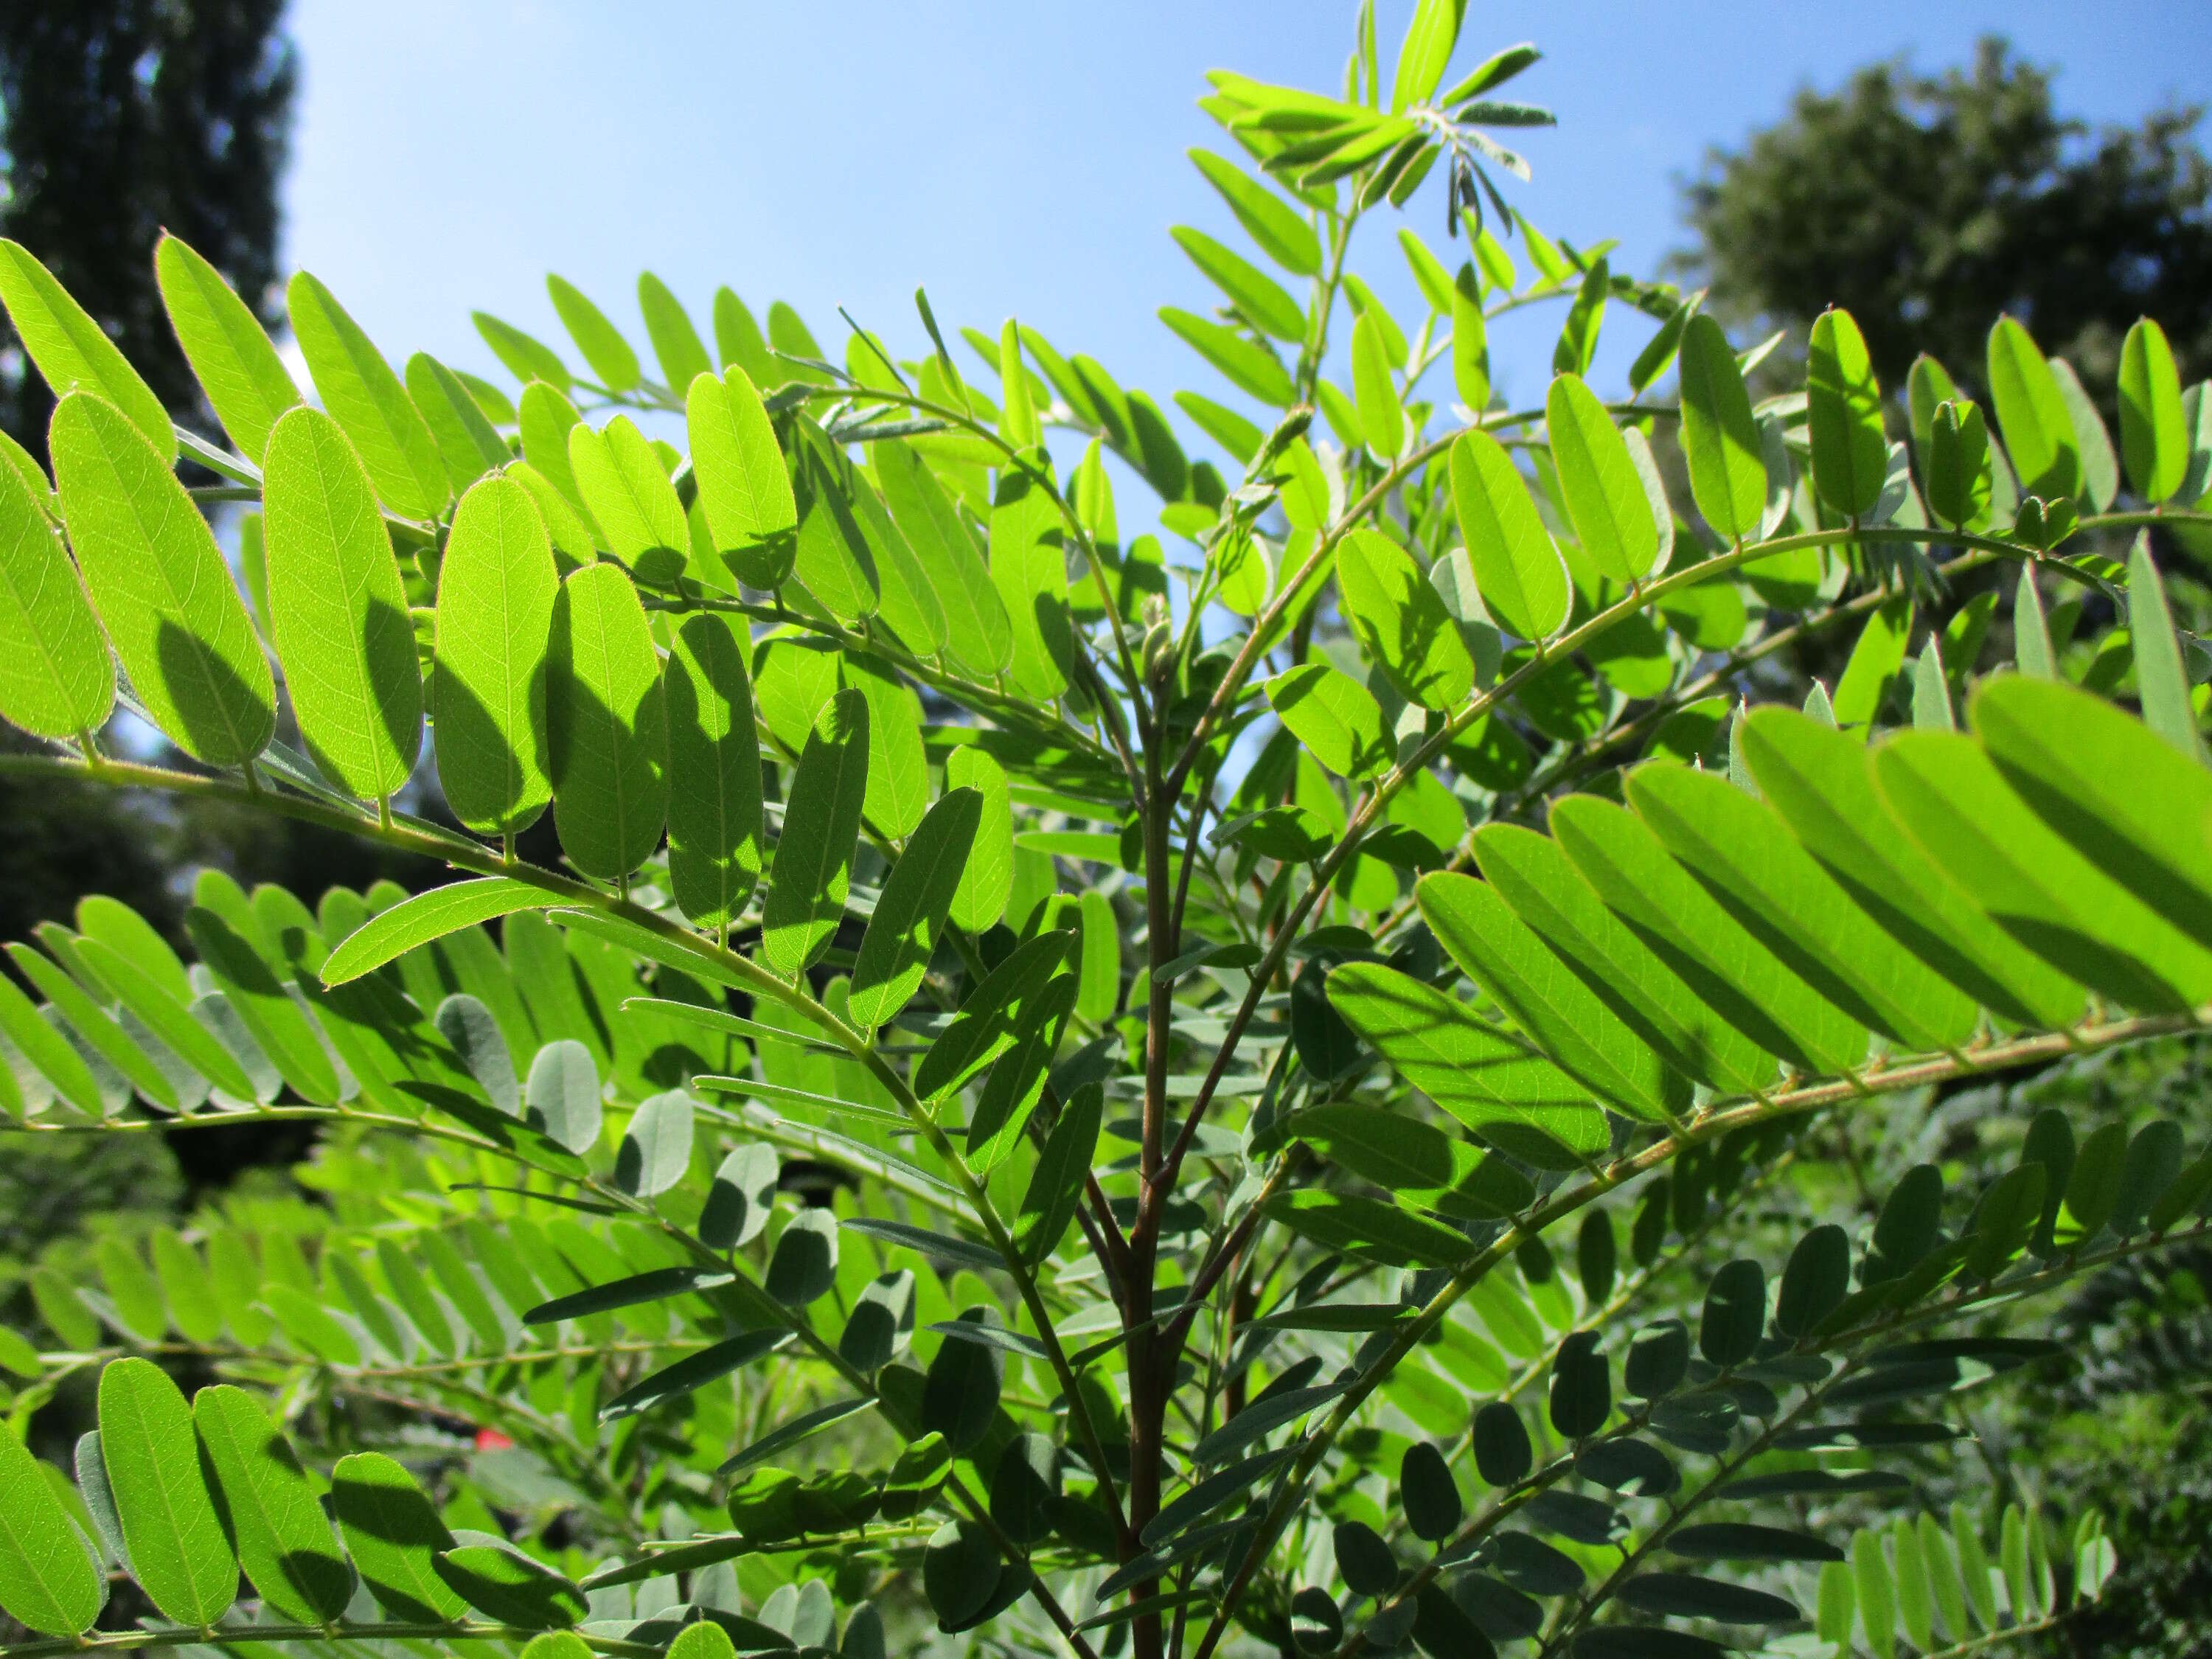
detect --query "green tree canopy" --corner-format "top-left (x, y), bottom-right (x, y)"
top-left (1677, 38), bottom-right (2212, 400)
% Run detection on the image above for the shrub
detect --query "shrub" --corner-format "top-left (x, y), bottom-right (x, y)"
top-left (1, 7), bottom-right (2208, 1658)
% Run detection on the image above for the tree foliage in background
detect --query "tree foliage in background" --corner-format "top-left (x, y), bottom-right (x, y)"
top-left (0, 0), bottom-right (295, 462)
top-left (4, 6), bottom-right (2212, 1659)
top-left (1677, 38), bottom-right (2212, 402)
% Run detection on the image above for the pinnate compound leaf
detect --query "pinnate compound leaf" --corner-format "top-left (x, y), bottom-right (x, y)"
top-left (1449, 429), bottom-right (1566, 640)
top-left (288, 271), bottom-right (447, 520)
top-left (262, 407), bottom-right (422, 799)
top-left (97, 1358), bottom-right (237, 1625)
top-left (0, 1425), bottom-right (100, 1635)
top-left (190, 1384), bottom-right (351, 1623)
top-left (434, 474), bottom-right (560, 835)
top-left (0, 240), bottom-right (172, 455)
top-left (548, 560), bottom-right (668, 881)
top-left (154, 233), bottom-right (299, 464)
top-left (763, 688), bottom-right (870, 980)
top-left (52, 392), bottom-right (274, 765)
top-left (0, 445), bottom-right (111, 741)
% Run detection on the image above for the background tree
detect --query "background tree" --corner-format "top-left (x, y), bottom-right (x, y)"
top-left (1675, 38), bottom-right (2212, 403)
top-left (0, 0), bottom-right (295, 462)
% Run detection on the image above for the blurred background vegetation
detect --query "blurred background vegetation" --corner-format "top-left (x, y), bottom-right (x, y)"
top-left (1, 8), bottom-right (2205, 1652)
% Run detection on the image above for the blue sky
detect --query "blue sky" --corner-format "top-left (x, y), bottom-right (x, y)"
top-left (280, 0), bottom-right (2208, 480)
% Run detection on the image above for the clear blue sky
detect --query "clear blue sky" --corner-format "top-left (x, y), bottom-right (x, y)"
top-left (281, 0), bottom-right (2208, 473)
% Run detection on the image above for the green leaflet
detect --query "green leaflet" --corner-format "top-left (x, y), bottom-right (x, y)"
top-left (0, 967), bottom-right (108, 1116)
top-left (1925, 400), bottom-right (1990, 530)
top-left (262, 408), bottom-right (422, 799)
top-left (1448, 429), bottom-right (1567, 640)
top-left (508, 460), bottom-right (597, 563)
top-left (518, 382), bottom-right (594, 525)
top-left (1015, 1083), bottom-right (1102, 1264)
top-left (714, 288), bottom-right (778, 386)
top-left (0, 1425), bottom-right (100, 1636)
top-left (184, 902), bottom-right (342, 1105)
top-left (754, 633), bottom-right (841, 754)
top-left (947, 746), bottom-right (1014, 933)
top-left (1391, 0), bottom-right (1465, 107)
top-left (1548, 794), bottom-right (1871, 1077)
top-left (844, 461), bottom-right (947, 658)
top-left (190, 1385), bottom-right (351, 1623)
top-left (666, 612), bottom-right (765, 930)
top-left (1076, 890), bottom-right (1119, 1023)
top-left (73, 936), bottom-right (257, 1099)
top-left (1189, 150), bottom-right (1322, 276)
top-left (1325, 961), bottom-right (1608, 1164)
top-left (0, 447), bottom-right (111, 740)
top-left (1553, 257), bottom-right (1607, 378)
top-left (548, 560), bottom-right (668, 882)
top-left (153, 233), bottom-right (299, 465)
top-left (1161, 307), bottom-right (1295, 406)
top-left (475, 310), bottom-right (571, 392)
top-left (0, 239), bottom-right (172, 456)
top-left (567, 417), bottom-right (687, 583)
top-left (1416, 872), bottom-right (1680, 1121)
top-left (406, 353), bottom-right (509, 493)
top-left (638, 271), bottom-right (712, 391)
top-left (1624, 762), bottom-right (1979, 1053)
top-left (321, 878), bottom-right (550, 985)
top-left (914, 931), bottom-right (1077, 1102)
top-left (6, 943), bottom-right (178, 1112)
top-left (1739, 707), bottom-right (2086, 1032)
top-left (1293, 1102), bottom-right (1532, 1220)
top-left (688, 368), bottom-right (798, 588)
top-left (1265, 1189), bottom-right (1471, 1269)
top-left (875, 440), bottom-right (1012, 678)
top-left (1806, 307), bottom-right (1887, 518)
top-left (1171, 227), bottom-right (1305, 341)
top-left (2118, 318), bottom-right (2187, 502)
top-left (50, 392), bottom-right (274, 765)
top-left (1451, 264), bottom-right (1490, 411)
top-left (546, 274), bottom-right (639, 392)
top-left (1265, 663), bottom-right (1391, 779)
top-left (785, 417), bottom-right (880, 624)
top-left (434, 474), bottom-right (559, 835)
top-left (989, 453), bottom-right (1072, 698)
top-left (849, 787), bottom-right (983, 1030)
top-left (287, 271), bottom-right (448, 521)
top-left (1872, 730), bottom-right (2212, 1012)
top-left (1545, 373), bottom-right (1658, 582)
top-left (1970, 675), bottom-right (2212, 965)
top-left (436, 1543), bottom-right (585, 1629)
top-left (839, 653), bottom-right (929, 839)
top-left (762, 688), bottom-right (870, 981)
top-left (2124, 538), bottom-right (2202, 762)
top-left (1350, 310), bottom-right (1405, 456)
top-left (97, 1359), bottom-right (237, 1627)
top-left (1335, 529), bottom-right (1472, 710)
top-left (2051, 358), bottom-right (2118, 512)
top-left (967, 971), bottom-right (1077, 1172)
top-left (1676, 313), bottom-right (1764, 540)
top-left (1986, 316), bottom-right (2080, 502)
top-left (1832, 595), bottom-right (1913, 740)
